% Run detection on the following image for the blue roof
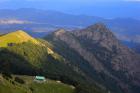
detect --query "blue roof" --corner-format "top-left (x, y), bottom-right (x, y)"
top-left (35, 76), bottom-right (45, 80)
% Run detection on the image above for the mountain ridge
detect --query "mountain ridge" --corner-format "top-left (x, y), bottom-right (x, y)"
top-left (0, 30), bottom-right (106, 93)
top-left (45, 23), bottom-right (140, 93)
top-left (0, 8), bottom-right (140, 48)
top-left (0, 23), bottom-right (140, 93)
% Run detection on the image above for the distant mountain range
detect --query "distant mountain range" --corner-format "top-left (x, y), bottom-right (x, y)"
top-left (0, 8), bottom-right (140, 52)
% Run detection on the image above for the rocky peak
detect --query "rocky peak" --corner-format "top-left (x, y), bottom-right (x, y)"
top-left (73, 24), bottom-right (140, 77)
top-left (74, 23), bottom-right (116, 39)
top-left (86, 23), bottom-right (109, 32)
top-left (74, 23), bottom-right (120, 51)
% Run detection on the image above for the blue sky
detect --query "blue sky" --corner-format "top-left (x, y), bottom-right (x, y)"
top-left (0, 0), bottom-right (140, 19)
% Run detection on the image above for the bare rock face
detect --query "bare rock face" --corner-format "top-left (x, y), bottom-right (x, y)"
top-left (74, 23), bottom-right (121, 51)
top-left (74, 23), bottom-right (140, 76)
top-left (74, 24), bottom-right (140, 87)
top-left (46, 23), bottom-right (140, 93)
top-left (53, 29), bottom-right (104, 72)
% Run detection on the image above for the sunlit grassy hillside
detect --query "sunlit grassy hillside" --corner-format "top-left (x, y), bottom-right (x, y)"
top-left (0, 30), bottom-right (40, 47)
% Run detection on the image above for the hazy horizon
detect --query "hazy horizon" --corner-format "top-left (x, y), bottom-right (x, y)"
top-left (0, 0), bottom-right (140, 19)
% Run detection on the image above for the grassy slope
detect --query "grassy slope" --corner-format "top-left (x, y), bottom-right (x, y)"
top-left (0, 31), bottom-right (106, 93)
top-left (0, 31), bottom-right (75, 93)
top-left (0, 75), bottom-right (75, 93)
top-left (30, 81), bottom-right (74, 93)
top-left (0, 30), bottom-right (40, 47)
top-left (0, 31), bottom-right (62, 67)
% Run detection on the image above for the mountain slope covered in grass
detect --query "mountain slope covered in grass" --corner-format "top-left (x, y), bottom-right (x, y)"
top-left (0, 30), bottom-right (41, 47)
top-left (0, 75), bottom-right (75, 93)
top-left (0, 30), bottom-right (106, 93)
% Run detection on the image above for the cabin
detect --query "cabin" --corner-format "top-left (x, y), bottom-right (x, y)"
top-left (34, 76), bottom-right (46, 83)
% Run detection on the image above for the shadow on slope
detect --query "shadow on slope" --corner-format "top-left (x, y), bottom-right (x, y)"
top-left (0, 48), bottom-right (37, 75)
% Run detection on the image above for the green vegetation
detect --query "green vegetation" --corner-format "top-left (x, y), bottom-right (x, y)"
top-left (0, 75), bottom-right (75, 93)
top-left (14, 77), bottom-right (25, 84)
top-left (30, 80), bottom-right (75, 93)
top-left (0, 30), bottom-right (41, 47)
top-left (0, 31), bottom-right (106, 93)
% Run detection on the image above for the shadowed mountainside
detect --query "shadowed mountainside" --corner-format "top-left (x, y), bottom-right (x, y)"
top-left (45, 23), bottom-right (140, 93)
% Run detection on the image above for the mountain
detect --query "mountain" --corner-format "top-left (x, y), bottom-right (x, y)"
top-left (45, 23), bottom-right (140, 93)
top-left (0, 30), bottom-right (106, 93)
top-left (0, 8), bottom-right (103, 26)
top-left (0, 8), bottom-right (103, 37)
top-left (0, 8), bottom-right (140, 50)
top-left (0, 23), bottom-right (140, 93)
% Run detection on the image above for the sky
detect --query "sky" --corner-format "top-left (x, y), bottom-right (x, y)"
top-left (0, 0), bottom-right (140, 19)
